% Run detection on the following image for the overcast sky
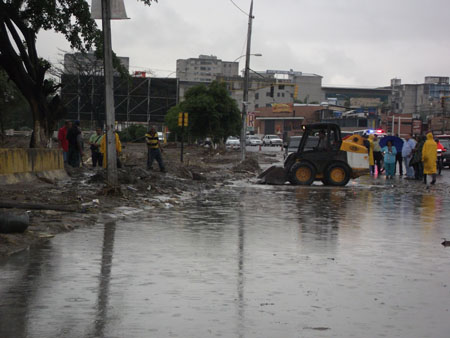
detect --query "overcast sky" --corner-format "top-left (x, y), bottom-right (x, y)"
top-left (37, 0), bottom-right (450, 87)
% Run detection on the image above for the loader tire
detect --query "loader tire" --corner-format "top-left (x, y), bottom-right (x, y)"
top-left (325, 162), bottom-right (351, 186)
top-left (289, 162), bottom-right (316, 185)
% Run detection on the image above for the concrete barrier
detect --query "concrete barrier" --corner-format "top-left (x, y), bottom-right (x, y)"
top-left (0, 148), bottom-right (66, 185)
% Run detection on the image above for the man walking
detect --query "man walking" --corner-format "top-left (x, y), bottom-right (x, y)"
top-left (402, 133), bottom-right (416, 179)
top-left (145, 126), bottom-right (166, 173)
top-left (373, 134), bottom-right (383, 174)
top-left (66, 120), bottom-right (83, 168)
top-left (394, 134), bottom-right (403, 176)
top-left (422, 132), bottom-right (437, 186)
top-left (89, 127), bottom-right (104, 167)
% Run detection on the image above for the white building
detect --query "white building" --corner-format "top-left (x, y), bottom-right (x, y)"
top-left (390, 76), bottom-right (450, 117)
top-left (176, 55), bottom-right (239, 82)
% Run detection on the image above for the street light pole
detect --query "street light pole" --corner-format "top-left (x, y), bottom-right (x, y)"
top-left (101, 0), bottom-right (118, 186)
top-left (241, 0), bottom-right (254, 161)
top-left (233, 53), bottom-right (262, 62)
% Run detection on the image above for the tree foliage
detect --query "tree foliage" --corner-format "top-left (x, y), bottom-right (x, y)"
top-left (0, 69), bottom-right (32, 136)
top-left (0, 0), bottom-right (157, 147)
top-left (165, 81), bottom-right (241, 142)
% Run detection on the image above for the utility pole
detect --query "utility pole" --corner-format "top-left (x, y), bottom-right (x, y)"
top-left (101, 0), bottom-right (118, 186)
top-left (240, 0), bottom-right (254, 161)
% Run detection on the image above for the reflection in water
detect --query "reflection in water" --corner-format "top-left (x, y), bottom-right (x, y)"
top-left (236, 209), bottom-right (245, 338)
top-left (294, 188), bottom-right (354, 242)
top-left (92, 221), bottom-right (116, 338)
top-left (0, 242), bottom-right (55, 338)
top-left (420, 194), bottom-right (437, 228)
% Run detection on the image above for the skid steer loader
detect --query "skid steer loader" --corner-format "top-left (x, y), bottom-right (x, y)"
top-left (258, 123), bottom-right (370, 186)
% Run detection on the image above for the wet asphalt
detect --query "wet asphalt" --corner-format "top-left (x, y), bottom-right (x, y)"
top-left (1, 168), bottom-right (450, 338)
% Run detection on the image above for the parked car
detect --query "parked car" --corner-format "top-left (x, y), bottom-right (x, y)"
top-left (157, 132), bottom-right (164, 142)
top-left (225, 136), bottom-right (240, 149)
top-left (262, 134), bottom-right (283, 146)
top-left (246, 135), bottom-right (263, 146)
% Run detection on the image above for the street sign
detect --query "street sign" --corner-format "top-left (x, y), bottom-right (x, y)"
top-left (178, 112), bottom-right (188, 127)
top-left (247, 112), bottom-right (255, 127)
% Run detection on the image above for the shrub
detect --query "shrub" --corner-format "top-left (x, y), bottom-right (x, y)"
top-left (119, 124), bottom-right (147, 142)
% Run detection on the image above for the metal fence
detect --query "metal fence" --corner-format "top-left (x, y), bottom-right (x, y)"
top-left (60, 75), bottom-right (178, 125)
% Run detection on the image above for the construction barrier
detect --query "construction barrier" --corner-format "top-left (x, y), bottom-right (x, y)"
top-left (0, 148), bottom-right (65, 184)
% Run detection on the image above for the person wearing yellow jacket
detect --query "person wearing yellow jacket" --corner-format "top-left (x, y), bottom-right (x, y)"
top-left (368, 134), bottom-right (375, 175)
top-left (422, 132), bottom-right (437, 185)
top-left (100, 131), bottom-right (122, 168)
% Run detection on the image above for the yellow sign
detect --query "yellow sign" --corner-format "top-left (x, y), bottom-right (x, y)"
top-left (178, 112), bottom-right (188, 127)
top-left (272, 103), bottom-right (293, 113)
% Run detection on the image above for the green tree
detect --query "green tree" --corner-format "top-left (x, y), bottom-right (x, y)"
top-left (0, 69), bottom-right (31, 138)
top-left (165, 81), bottom-right (241, 142)
top-left (0, 0), bottom-right (156, 148)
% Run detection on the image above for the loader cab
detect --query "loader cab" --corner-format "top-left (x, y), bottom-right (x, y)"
top-left (298, 123), bottom-right (342, 154)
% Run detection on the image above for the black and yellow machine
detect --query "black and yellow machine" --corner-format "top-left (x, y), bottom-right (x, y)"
top-left (258, 123), bottom-right (370, 186)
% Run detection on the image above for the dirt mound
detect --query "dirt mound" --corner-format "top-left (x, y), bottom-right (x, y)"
top-left (232, 157), bottom-right (261, 173)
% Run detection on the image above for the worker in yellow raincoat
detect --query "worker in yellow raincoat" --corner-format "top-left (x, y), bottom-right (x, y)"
top-left (100, 131), bottom-right (122, 168)
top-left (368, 134), bottom-right (375, 175)
top-left (421, 132), bottom-right (437, 185)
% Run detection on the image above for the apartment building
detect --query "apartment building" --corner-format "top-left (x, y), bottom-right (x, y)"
top-left (176, 55), bottom-right (239, 82)
top-left (390, 76), bottom-right (450, 117)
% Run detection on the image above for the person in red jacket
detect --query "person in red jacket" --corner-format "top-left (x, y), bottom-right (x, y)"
top-left (57, 120), bottom-right (72, 163)
top-left (436, 138), bottom-right (445, 175)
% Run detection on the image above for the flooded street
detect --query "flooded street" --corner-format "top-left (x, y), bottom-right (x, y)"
top-left (1, 175), bottom-right (450, 338)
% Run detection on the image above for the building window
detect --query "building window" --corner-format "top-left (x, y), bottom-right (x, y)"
top-left (282, 93), bottom-right (285, 97)
top-left (278, 85), bottom-right (285, 90)
top-left (255, 93), bottom-right (259, 100)
top-left (255, 104), bottom-right (259, 108)
top-left (277, 93), bottom-right (280, 97)
top-left (266, 92), bottom-right (271, 97)
top-left (266, 103), bottom-right (271, 107)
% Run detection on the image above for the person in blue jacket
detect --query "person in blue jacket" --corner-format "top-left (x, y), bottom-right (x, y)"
top-left (382, 140), bottom-right (397, 179)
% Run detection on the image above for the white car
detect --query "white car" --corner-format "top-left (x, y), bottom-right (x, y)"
top-left (262, 134), bottom-right (283, 146)
top-left (157, 132), bottom-right (164, 142)
top-left (246, 135), bottom-right (263, 146)
top-left (225, 136), bottom-right (241, 149)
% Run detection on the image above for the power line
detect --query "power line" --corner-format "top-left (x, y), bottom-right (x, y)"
top-left (229, 0), bottom-right (249, 17)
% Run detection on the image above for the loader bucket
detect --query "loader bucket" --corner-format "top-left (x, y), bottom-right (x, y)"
top-left (257, 166), bottom-right (287, 185)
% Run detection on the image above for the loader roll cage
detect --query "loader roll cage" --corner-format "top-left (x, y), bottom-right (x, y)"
top-left (297, 123), bottom-right (343, 154)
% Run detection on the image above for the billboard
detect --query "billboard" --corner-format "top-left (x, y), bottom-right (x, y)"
top-left (272, 103), bottom-right (293, 113)
top-left (61, 75), bottom-right (178, 123)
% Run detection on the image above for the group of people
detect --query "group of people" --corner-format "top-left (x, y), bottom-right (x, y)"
top-left (367, 132), bottom-right (442, 186)
top-left (57, 121), bottom-right (166, 173)
top-left (57, 120), bottom-right (122, 169)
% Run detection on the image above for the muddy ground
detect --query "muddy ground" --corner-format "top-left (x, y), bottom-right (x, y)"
top-left (0, 140), bottom-right (281, 256)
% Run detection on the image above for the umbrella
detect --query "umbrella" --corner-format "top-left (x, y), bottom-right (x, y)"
top-left (379, 135), bottom-right (404, 152)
